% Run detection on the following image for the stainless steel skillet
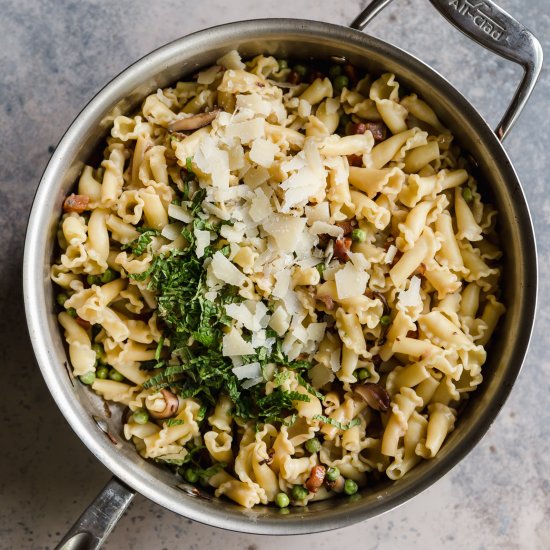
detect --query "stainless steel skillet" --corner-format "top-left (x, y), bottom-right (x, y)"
top-left (23, 0), bottom-right (542, 548)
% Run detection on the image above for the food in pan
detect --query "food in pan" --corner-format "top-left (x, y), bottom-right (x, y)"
top-left (51, 50), bottom-right (505, 508)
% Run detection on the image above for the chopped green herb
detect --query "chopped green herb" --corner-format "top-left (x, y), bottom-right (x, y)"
top-left (122, 228), bottom-right (159, 257)
top-left (313, 414), bottom-right (360, 430)
top-left (165, 418), bottom-right (185, 427)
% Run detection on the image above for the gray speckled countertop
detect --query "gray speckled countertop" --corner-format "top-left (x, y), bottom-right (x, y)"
top-left (1, 1), bottom-right (549, 549)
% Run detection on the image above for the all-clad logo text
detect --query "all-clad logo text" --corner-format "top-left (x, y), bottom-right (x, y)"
top-left (448, 0), bottom-right (505, 41)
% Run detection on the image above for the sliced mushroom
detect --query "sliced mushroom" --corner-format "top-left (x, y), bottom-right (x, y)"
top-left (305, 465), bottom-right (326, 493)
top-left (354, 383), bottom-right (390, 412)
top-left (168, 109), bottom-right (220, 132)
top-left (146, 389), bottom-right (180, 419)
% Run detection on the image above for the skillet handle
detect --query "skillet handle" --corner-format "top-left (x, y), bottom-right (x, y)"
top-left (351, 0), bottom-right (543, 141)
top-left (55, 477), bottom-right (135, 550)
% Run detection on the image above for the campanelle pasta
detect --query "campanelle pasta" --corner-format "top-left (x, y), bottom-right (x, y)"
top-left (52, 51), bottom-right (504, 509)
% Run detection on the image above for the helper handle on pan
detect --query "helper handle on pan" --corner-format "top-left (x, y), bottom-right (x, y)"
top-left (351, 0), bottom-right (543, 141)
top-left (55, 477), bottom-right (135, 550)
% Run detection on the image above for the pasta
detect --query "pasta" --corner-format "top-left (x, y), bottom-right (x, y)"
top-left (52, 52), bottom-right (504, 509)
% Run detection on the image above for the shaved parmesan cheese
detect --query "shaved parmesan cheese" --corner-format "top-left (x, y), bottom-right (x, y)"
top-left (250, 138), bottom-right (278, 168)
top-left (236, 94), bottom-right (271, 117)
top-left (226, 303), bottom-right (254, 331)
top-left (309, 221), bottom-right (344, 238)
top-left (280, 166), bottom-right (325, 212)
top-left (398, 276), bottom-right (422, 307)
top-left (294, 231), bottom-right (317, 260)
top-left (194, 228), bottom-right (211, 259)
top-left (220, 222), bottom-right (246, 243)
top-left (281, 154), bottom-right (307, 173)
top-left (210, 251), bottom-right (246, 286)
top-left (193, 135), bottom-right (230, 189)
top-left (263, 214), bottom-right (306, 252)
top-left (335, 262), bottom-right (369, 300)
top-left (251, 329), bottom-right (267, 348)
top-left (269, 305), bottom-right (291, 336)
top-left (305, 203), bottom-right (330, 223)
top-left (228, 142), bottom-right (245, 171)
top-left (161, 222), bottom-right (183, 241)
top-left (222, 328), bottom-right (255, 356)
top-left (384, 244), bottom-right (398, 264)
top-left (249, 188), bottom-right (271, 222)
top-left (272, 269), bottom-right (291, 299)
top-left (243, 165), bottom-right (270, 188)
top-left (216, 50), bottom-right (245, 70)
top-left (307, 323), bottom-right (327, 344)
top-left (241, 377), bottom-right (264, 389)
top-left (224, 118), bottom-right (265, 145)
top-left (168, 203), bottom-right (192, 223)
top-left (232, 362), bottom-right (261, 380)
top-left (346, 250), bottom-right (371, 271)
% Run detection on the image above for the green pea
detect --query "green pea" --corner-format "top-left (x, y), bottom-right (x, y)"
top-left (184, 467), bottom-right (199, 484)
top-left (96, 366), bottom-right (109, 379)
top-left (380, 314), bottom-right (392, 326)
top-left (291, 485), bottom-right (309, 500)
top-left (326, 466), bottom-right (340, 482)
top-left (133, 409), bottom-right (149, 425)
top-left (66, 307), bottom-right (78, 318)
top-left (356, 368), bottom-right (370, 382)
top-left (305, 437), bottom-right (321, 454)
top-left (79, 371), bottom-right (96, 385)
top-left (329, 64), bottom-right (343, 79)
top-left (293, 64), bottom-right (307, 77)
top-left (92, 342), bottom-right (106, 362)
top-left (56, 293), bottom-right (69, 307)
top-left (344, 478), bottom-right (358, 495)
top-left (108, 368), bottom-right (124, 382)
top-left (351, 228), bottom-right (367, 242)
top-left (86, 275), bottom-right (100, 286)
top-left (333, 74), bottom-right (350, 93)
top-left (275, 492), bottom-right (290, 508)
top-left (277, 59), bottom-right (288, 71)
top-left (462, 187), bottom-right (473, 203)
top-left (100, 268), bottom-right (117, 284)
